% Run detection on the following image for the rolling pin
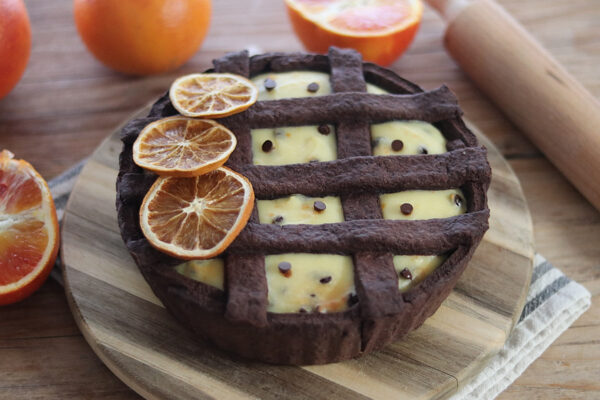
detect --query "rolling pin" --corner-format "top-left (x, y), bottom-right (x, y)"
top-left (426, 0), bottom-right (600, 211)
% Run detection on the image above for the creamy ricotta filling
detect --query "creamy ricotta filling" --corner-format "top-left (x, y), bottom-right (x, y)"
top-left (253, 71), bottom-right (332, 100)
top-left (381, 189), bottom-right (467, 220)
top-left (257, 194), bottom-right (344, 225)
top-left (265, 253), bottom-right (355, 314)
top-left (251, 125), bottom-right (337, 165)
top-left (371, 120), bottom-right (446, 156)
top-left (175, 259), bottom-right (224, 290)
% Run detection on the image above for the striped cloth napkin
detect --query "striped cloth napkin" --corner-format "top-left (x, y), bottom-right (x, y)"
top-left (47, 162), bottom-right (591, 400)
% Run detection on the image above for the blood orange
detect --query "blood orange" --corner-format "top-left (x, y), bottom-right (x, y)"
top-left (285, 0), bottom-right (423, 66)
top-left (0, 151), bottom-right (59, 305)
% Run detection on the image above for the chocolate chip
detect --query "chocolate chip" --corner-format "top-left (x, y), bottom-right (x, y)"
top-left (400, 203), bottom-right (413, 215)
top-left (262, 140), bottom-right (273, 152)
top-left (313, 201), bottom-right (326, 212)
top-left (264, 78), bottom-right (276, 91)
top-left (318, 124), bottom-right (330, 135)
top-left (347, 293), bottom-right (359, 307)
top-left (391, 139), bottom-right (404, 152)
top-left (418, 146), bottom-right (428, 154)
top-left (272, 215), bottom-right (284, 224)
top-left (320, 276), bottom-right (332, 284)
top-left (310, 293), bottom-right (316, 298)
top-left (278, 261), bottom-right (292, 277)
top-left (400, 268), bottom-right (413, 280)
top-left (299, 308), bottom-right (307, 313)
top-left (307, 82), bottom-right (319, 92)
top-left (454, 194), bottom-right (464, 208)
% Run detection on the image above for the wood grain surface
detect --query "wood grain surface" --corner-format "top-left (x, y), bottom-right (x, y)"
top-left (1, 0), bottom-right (599, 399)
top-left (60, 110), bottom-right (533, 400)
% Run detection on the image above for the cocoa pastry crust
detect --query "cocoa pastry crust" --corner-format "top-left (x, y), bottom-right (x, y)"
top-left (116, 47), bottom-right (491, 365)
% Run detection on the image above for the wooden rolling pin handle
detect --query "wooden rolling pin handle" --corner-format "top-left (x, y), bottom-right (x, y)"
top-left (428, 0), bottom-right (600, 211)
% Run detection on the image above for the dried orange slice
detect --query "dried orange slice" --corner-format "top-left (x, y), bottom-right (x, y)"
top-left (169, 73), bottom-right (258, 118)
top-left (286, 0), bottom-right (423, 66)
top-left (0, 150), bottom-right (59, 305)
top-left (133, 116), bottom-right (236, 177)
top-left (140, 166), bottom-right (254, 259)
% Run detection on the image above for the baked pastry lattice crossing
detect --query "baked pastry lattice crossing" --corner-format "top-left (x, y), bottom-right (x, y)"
top-left (116, 47), bottom-right (491, 365)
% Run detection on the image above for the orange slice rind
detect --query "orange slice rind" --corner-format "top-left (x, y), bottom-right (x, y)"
top-left (0, 150), bottom-right (59, 305)
top-left (133, 116), bottom-right (237, 177)
top-left (139, 166), bottom-right (254, 260)
top-left (169, 73), bottom-right (259, 118)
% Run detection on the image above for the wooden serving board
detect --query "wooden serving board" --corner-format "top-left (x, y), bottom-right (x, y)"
top-left (61, 108), bottom-right (534, 400)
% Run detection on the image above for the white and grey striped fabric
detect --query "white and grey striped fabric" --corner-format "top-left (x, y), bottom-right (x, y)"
top-left (48, 159), bottom-right (86, 286)
top-left (451, 254), bottom-right (590, 400)
top-left (47, 163), bottom-right (592, 400)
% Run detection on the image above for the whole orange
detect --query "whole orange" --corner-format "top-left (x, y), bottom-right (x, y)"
top-left (0, 0), bottom-right (31, 99)
top-left (73, 0), bottom-right (212, 76)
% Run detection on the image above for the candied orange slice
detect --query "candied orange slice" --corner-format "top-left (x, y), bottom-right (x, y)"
top-left (140, 167), bottom-right (254, 259)
top-left (133, 116), bottom-right (236, 177)
top-left (169, 73), bottom-right (258, 118)
top-left (0, 150), bottom-right (59, 305)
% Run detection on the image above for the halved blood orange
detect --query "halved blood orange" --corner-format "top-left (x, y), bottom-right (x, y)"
top-left (133, 116), bottom-right (237, 177)
top-left (140, 167), bottom-right (254, 259)
top-left (169, 73), bottom-right (258, 118)
top-left (0, 150), bottom-right (59, 306)
top-left (285, 0), bottom-right (423, 66)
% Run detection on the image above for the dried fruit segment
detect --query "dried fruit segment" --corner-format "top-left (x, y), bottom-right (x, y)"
top-left (139, 167), bottom-right (254, 259)
top-left (170, 73), bottom-right (258, 118)
top-left (133, 116), bottom-right (236, 177)
top-left (0, 150), bottom-right (59, 305)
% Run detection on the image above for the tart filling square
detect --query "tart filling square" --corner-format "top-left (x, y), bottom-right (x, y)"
top-left (394, 255), bottom-right (446, 292)
top-left (371, 120), bottom-right (447, 156)
top-left (265, 253), bottom-right (355, 314)
top-left (251, 125), bottom-right (337, 165)
top-left (253, 71), bottom-right (332, 100)
top-left (175, 259), bottom-right (225, 290)
top-left (257, 194), bottom-right (344, 225)
top-left (381, 189), bottom-right (466, 220)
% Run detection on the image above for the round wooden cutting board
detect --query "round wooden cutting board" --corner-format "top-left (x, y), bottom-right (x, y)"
top-left (61, 108), bottom-right (534, 400)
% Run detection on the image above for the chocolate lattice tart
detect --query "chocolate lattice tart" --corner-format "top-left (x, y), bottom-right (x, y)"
top-left (116, 47), bottom-right (491, 365)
